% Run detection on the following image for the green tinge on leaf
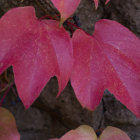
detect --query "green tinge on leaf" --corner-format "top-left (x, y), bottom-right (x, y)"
top-left (50, 125), bottom-right (97, 140)
top-left (0, 107), bottom-right (20, 140)
top-left (50, 125), bottom-right (131, 140)
top-left (99, 126), bottom-right (131, 140)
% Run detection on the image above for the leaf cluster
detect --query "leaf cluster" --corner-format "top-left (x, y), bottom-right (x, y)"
top-left (0, 0), bottom-right (139, 139)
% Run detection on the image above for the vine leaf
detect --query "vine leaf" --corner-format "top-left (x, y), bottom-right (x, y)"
top-left (94, 0), bottom-right (99, 9)
top-left (99, 126), bottom-right (131, 140)
top-left (50, 0), bottom-right (81, 23)
top-left (0, 107), bottom-right (20, 140)
top-left (50, 125), bottom-right (97, 140)
top-left (71, 19), bottom-right (140, 118)
top-left (50, 125), bottom-right (131, 140)
top-left (0, 6), bottom-right (73, 108)
top-left (105, 0), bottom-right (110, 4)
top-left (50, 0), bottom-right (110, 23)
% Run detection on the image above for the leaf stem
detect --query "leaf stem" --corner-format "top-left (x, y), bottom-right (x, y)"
top-left (39, 14), bottom-right (91, 36)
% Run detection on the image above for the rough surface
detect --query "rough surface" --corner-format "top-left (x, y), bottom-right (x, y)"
top-left (0, 0), bottom-right (140, 140)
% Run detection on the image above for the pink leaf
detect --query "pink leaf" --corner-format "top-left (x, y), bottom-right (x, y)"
top-left (71, 19), bottom-right (140, 118)
top-left (99, 126), bottom-right (131, 140)
top-left (94, 0), bottom-right (99, 9)
top-left (105, 0), bottom-right (110, 4)
top-left (0, 6), bottom-right (73, 108)
top-left (0, 107), bottom-right (20, 140)
top-left (50, 125), bottom-right (97, 140)
top-left (51, 0), bottom-right (81, 23)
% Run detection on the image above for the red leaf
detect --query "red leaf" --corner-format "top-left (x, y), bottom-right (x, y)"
top-left (0, 7), bottom-right (73, 108)
top-left (50, 0), bottom-right (110, 23)
top-left (94, 0), bottom-right (99, 9)
top-left (71, 19), bottom-right (140, 118)
top-left (105, 0), bottom-right (110, 4)
top-left (0, 107), bottom-right (20, 140)
top-left (51, 0), bottom-right (81, 23)
top-left (99, 126), bottom-right (131, 140)
top-left (50, 125), bottom-right (97, 140)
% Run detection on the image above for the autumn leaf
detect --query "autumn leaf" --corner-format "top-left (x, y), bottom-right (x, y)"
top-left (71, 19), bottom-right (140, 118)
top-left (50, 125), bottom-right (97, 140)
top-left (94, 0), bottom-right (99, 9)
top-left (0, 6), bottom-right (73, 108)
top-left (105, 0), bottom-right (110, 5)
top-left (50, 125), bottom-right (131, 140)
top-left (0, 107), bottom-right (20, 140)
top-left (50, 0), bottom-right (110, 23)
top-left (99, 126), bottom-right (131, 140)
top-left (50, 0), bottom-right (81, 24)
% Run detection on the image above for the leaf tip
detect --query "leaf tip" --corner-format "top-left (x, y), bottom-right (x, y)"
top-left (94, 0), bottom-right (98, 9)
top-left (105, 0), bottom-right (110, 5)
top-left (22, 99), bottom-right (32, 109)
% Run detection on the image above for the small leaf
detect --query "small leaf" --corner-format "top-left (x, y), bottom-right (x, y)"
top-left (99, 126), bottom-right (131, 140)
top-left (105, 0), bottom-right (110, 4)
top-left (51, 0), bottom-right (81, 23)
top-left (71, 19), bottom-right (140, 118)
top-left (0, 6), bottom-right (73, 108)
top-left (50, 125), bottom-right (97, 140)
top-left (94, 0), bottom-right (99, 9)
top-left (0, 107), bottom-right (20, 140)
